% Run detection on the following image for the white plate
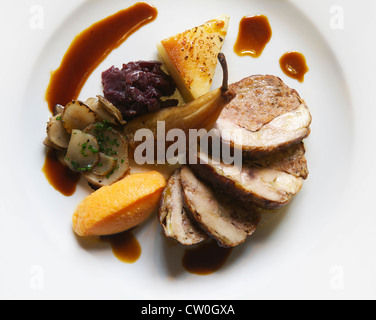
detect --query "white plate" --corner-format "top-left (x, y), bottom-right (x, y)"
top-left (1, 0), bottom-right (376, 300)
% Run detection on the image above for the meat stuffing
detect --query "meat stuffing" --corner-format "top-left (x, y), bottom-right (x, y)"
top-left (180, 166), bottom-right (261, 248)
top-left (190, 143), bottom-right (309, 210)
top-left (158, 169), bottom-right (207, 246)
top-left (214, 75), bottom-right (312, 159)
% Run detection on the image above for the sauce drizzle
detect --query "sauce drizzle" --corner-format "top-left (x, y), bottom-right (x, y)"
top-left (42, 148), bottom-right (80, 196)
top-left (234, 15), bottom-right (272, 58)
top-left (100, 230), bottom-right (141, 263)
top-left (45, 2), bottom-right (158, 113)
top-left (183, 240), bottom-right (233, 275)
top-left (279, 51), bottom-right (309, 82)
top-left (43, 3), bottom-right (158, 195)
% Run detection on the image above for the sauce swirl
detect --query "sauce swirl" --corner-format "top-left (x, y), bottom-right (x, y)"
top-left (45, 2), bottom-right (158, 113)
top-left (279, 51), bottom-right (309, 82)
top-left (42, 148), bottom-right (80, 196)
top-left (43, 3), bottom-right (158, 196)
top-left (234, 15), bottom-right (272, 58)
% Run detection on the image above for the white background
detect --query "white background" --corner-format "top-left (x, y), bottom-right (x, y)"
top-left (0, 0), bottom-right (375, 300)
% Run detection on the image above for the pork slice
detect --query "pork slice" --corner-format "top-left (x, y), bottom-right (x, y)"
top-left (190, 143), bottom-right (308, 210)
top-left (214, 75), bottom-right (312, 159)
top-left (249, 142), bottom-right (309, 179)
top-left (180, 166), bottom-right (261, 248)
top-left (158, 169), bottom-right (207, 246)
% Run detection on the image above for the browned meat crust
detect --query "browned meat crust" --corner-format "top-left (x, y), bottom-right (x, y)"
top-left (221, 75), bottom-right (304, 132)
top-left (215, 75), bottom-right (312, 159)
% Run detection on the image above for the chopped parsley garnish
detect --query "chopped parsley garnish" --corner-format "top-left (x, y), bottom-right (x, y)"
top-left (80, 142), bottom-right (99, 158)
top-left (91, 120), bottom-right (119, 157)
top-left (88, 144), bottom-right (99, 154)
top-left (106, 164), bottom-right (119, 179)
top-left (65, 157), bottom-right (93, 172)
top-left (80, 143), bottom-right (88, 157)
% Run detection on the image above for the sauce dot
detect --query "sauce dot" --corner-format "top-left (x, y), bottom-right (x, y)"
top-left (234, 15), bottom-right (272, 58)
top-left (182, 240), bottom-right (233, 275)
top-left (100, 230), bottom-right (141, 263)
top-left (279, 51), bottom-right (309, 82)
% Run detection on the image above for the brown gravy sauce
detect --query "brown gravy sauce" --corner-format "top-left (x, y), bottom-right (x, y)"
top-left (43, 3), bottom-right (158, 195)
top-left (100, 230), bottom-right (141, 263)
top-left (42, 148), bottom-right (80, 196)
top-left (183, 240), bottom-right (233, 275)
top-left (234, 15), bottom-right (272, 58)
top-left (45, 2), bottom-right (158, 113)
top-left (279, 51), bottom-right (309, 82)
